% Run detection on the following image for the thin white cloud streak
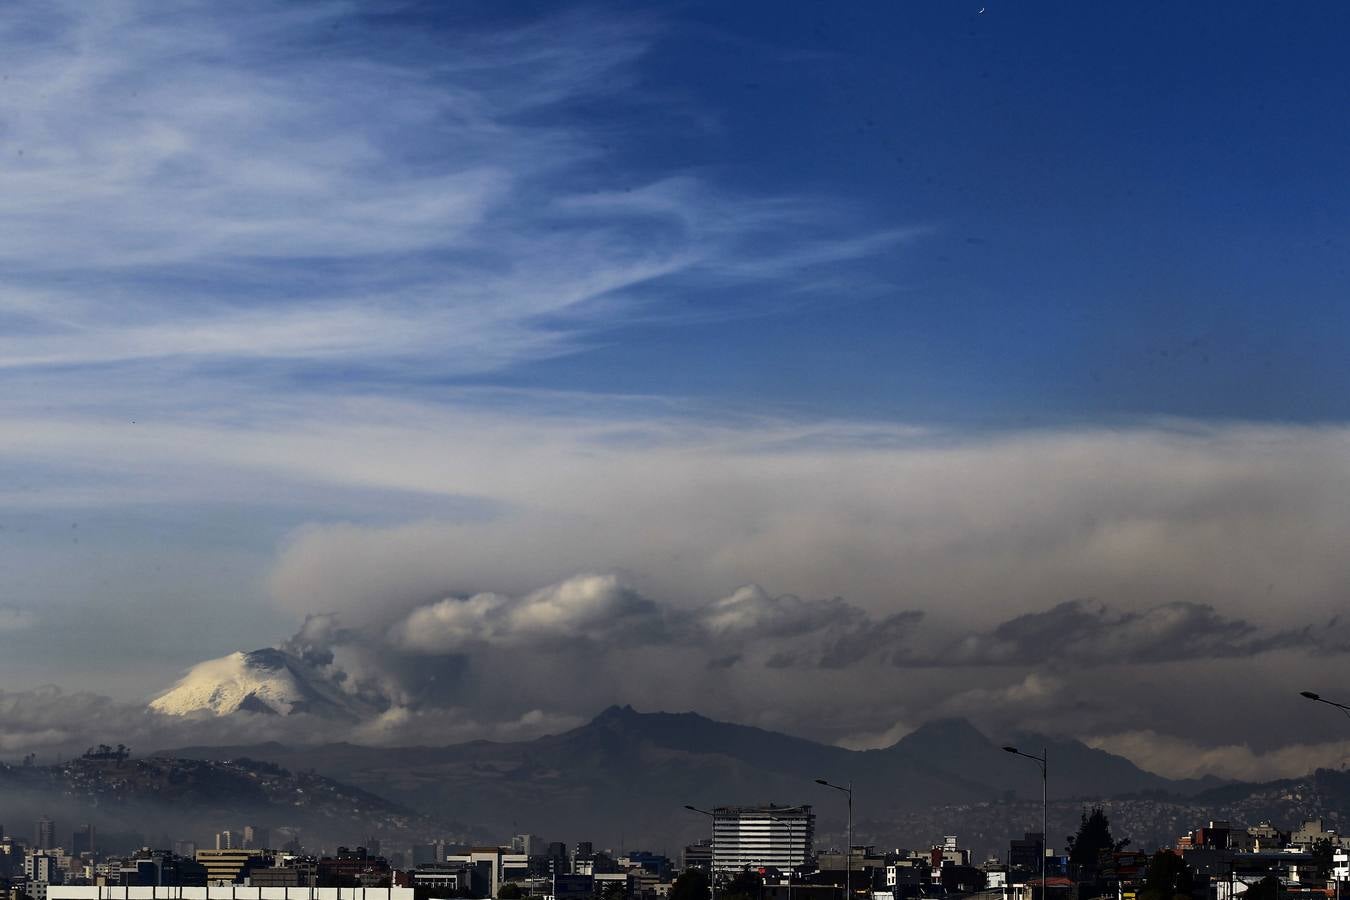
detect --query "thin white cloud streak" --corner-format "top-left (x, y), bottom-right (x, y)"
top-left (1086, 731), bottom-right (1350, 782)
top-left (0, 1), bottom-right (914, 375)
top-left (834, 720), bottom-right (917, 752)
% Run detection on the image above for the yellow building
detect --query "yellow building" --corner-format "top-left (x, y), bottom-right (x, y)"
top-left (195, 849), bottom-right (263, 884)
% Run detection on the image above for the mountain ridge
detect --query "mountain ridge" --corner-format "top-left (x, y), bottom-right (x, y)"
top-left (154, 704), bottom-right (1227, 848)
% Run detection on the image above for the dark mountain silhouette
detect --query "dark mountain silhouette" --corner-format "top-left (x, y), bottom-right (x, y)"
top-left (156, 706), bottom-right (1221, 847)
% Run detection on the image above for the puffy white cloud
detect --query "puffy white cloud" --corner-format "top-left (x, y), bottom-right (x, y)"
top-left (388, 573), bottom-right (664, 653)
top-left (389, 592), bottom-right (513, 653)
top-left (503, 575), bottom-right (662, 642)
top-left (698, 585), bottom-right (853, 639)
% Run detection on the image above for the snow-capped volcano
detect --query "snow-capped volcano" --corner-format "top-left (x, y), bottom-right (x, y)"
top-left (150, 648), bottom-right (372, 719)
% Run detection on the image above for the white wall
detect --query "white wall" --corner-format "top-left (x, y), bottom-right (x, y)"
top-left (48, 888), bottom-right (414, 900)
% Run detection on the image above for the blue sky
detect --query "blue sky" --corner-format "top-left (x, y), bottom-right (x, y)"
top-left (469, 1), bottom-right (1350, 423)
top-left (3, 1), bottom-right (1350, 773)
top-left (5, 2), bottom-right (1347, 421)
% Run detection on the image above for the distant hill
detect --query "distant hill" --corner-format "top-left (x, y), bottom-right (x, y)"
top-left (0, 754), bottom-right (461, 852)
top-left (156, 705), bottom-right (1221, 848)
top-left (861, 766), bottom-right (1350, 859)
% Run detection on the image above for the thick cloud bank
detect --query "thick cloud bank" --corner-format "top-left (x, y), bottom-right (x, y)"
top-left (5, 387), bottom-right (1350, 778)
top-left (246, 417), bottom-right (1350, 776)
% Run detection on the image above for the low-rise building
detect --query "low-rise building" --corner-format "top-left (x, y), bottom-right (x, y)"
top-left (48, 888), bottom-right (413, 900)
top-left (410, 864), bottom-right (470, 894)
top-left (248, 868), bottom-right (301, 888)
top-left (444, 847), bottom-right (528, 897)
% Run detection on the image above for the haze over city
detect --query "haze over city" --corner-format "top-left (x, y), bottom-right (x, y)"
top-left (3, 0), bottom-right (1350, 793)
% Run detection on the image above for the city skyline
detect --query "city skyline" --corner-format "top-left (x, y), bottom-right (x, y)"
top-left (2, 1), bottom-right (1350, 783)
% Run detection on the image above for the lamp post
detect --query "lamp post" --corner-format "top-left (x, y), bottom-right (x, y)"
top-left (815, 778), bottom-right (853, 900)
top-left (685, 805), bottom-right (718, 900)
top-left (1300, 691), bottom-right (1350, 900)
top-left (1002, 746), bottom-right (1047, 900)
top-left (767, 814), bottom-right (795, 900)
top-left (1300, 691), bottom-right (1350, 721)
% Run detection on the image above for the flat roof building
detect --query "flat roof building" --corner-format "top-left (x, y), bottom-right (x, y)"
top-left (712, 805), bottom-right (813, 873)
top-left (49, 889), bottom-right (413, 900)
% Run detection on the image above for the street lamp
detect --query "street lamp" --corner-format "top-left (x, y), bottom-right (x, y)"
top-left (767, 813), bottom-right (796, 900)
top-left (815, 778), bottom-right (853, 900)
top-left (1002, 746), bottom-right (1047, 900)
top-left (685, 806), bottom-right (718, 900)
top-left (1300, 691), bottom-right (1350, 721)
top-left (1300, 691), bottom-right (1350, 900)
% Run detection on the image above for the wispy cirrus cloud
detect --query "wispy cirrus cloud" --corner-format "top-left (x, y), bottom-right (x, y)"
top-left (0, 1), bottom-right (914, 376)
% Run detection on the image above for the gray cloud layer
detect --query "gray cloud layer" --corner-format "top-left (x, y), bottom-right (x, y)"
top-left (278, 576), bottom-right (1347, 693)
top-left (5, 382), bottom-right (1350, 777)
top-left (935, 599), bottom-right (1325, 667)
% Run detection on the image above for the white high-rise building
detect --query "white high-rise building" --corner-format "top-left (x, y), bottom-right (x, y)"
top-left (712, 805), bottom-right (813, 873)
top-left (26, 852), bottom-right (64, 884)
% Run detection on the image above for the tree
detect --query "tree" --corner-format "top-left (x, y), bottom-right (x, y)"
top-left (670, 869), bottom-right (711, 900)
top-left (1066, 807), bottom-right (1129, 879)
top-left (722, 872), bottom-right (764, 900)
top-left (497, 884), bottom-right (523, 900)
top-left (1243, 875), bottom-right (1280, 900)
top-left (598, 882), bottom-right (627, 900)
top-left (1312, 838), bottom-right (1335, 880)
top-left (1140, 850), bottom-right (1194, 900)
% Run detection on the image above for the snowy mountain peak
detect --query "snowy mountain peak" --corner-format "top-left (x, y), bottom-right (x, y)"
top-left (149, 648), bottom-right (369, 719)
